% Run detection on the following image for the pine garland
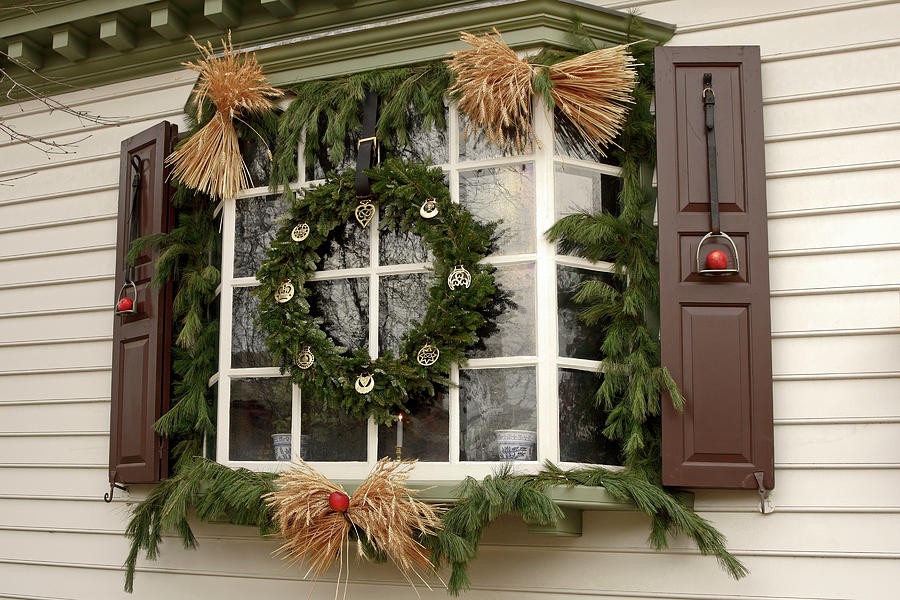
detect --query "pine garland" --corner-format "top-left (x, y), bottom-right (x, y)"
top-left (255, 157), bottom-right (499, 425)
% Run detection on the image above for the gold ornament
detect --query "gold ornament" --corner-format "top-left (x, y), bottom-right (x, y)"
top-left (355, 372), bottom-right (375, 394)
top-left (355, 198), bottom-right (375, 228)
top-left (416, 344), bottom-right (440, 367)
top-left (447, 264), bottom-right (472, 290)
top-left (291, 223), bottom-right (310, 242)
top-left (274, 279), bottom-right (295, 303)
top-left (296, 347), bottom-right (315, 369)
top-left (419, 198), bottom-right (438, 219)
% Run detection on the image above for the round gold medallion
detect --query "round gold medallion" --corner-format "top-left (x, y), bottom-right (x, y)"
top-left (296, 347), bottom-right (315, 370)
top-left (416, 344), bottom-right (440, 366)
top-left (355, 199), bottom-right (375, 228)
top-left (419, 198), bottom-right (438, 219)
top-left (447, 264), bottom-right (472, 290)
top-left (355, 373), bottom-right (375, 394)
top-left (274, 279), bottom-right (295, 303)
top-left (291, 223), bottom-right (310, 242)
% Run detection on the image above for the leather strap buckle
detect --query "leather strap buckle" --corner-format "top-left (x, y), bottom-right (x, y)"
top-left (357, 136), bottom-right (377, 152)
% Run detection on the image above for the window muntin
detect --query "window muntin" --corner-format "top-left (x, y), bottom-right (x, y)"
top-left (216, 102), bottom-right (623, 479)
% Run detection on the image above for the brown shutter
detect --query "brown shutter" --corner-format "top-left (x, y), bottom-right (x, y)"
top-left (109, 121), bottom-right (177, 485)
top-left (655, 47), bottom-right (774, 490)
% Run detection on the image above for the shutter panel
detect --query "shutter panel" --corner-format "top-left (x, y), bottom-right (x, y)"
top-left (655, 47), bottom-right (774, 490)
top-left (109, 121), bottom-right (177, 485)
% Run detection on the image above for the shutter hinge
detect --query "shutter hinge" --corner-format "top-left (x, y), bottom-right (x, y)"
top-left (753, 471), bottom-right (773, 514)
top-left (105, 470), bottom-right (127, 503)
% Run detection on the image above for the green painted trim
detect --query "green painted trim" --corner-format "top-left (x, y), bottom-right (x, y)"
top-left (0, 0), bottom-right (673, 104)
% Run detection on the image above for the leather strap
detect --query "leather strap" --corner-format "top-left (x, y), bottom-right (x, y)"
top-left (355, 89), bottom-right (379, 197)
top-left (126, 155), bottom-right (142, 283)
top-left (703, 72), bottom-right (720, 235)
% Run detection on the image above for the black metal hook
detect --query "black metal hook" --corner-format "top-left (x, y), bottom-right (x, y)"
top-left (104, 481), bottom-right (127, 503)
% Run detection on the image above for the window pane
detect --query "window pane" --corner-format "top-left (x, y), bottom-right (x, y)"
top-left (458, 113), bottom-right (526, 161)
top-left (558, 368), bottom-right (621, 465)
top-left (308, 277), bottom-right (369, 350)
top-left (460, 367), bottom-right (537, 461)
top-left (459, 164), bottom-right (535, 255)
top-left (301, 386), bottom-right (367, 461)
top-left (471, 264), bottom-right (535, 358)
top-left (318, 221), bottom-right (370, 271)
top-left (379, 273), bottom-right (429, 357)
top-left (240, 137), bottom-right (273, 188)
top-left (229, 377), bottom-right (291, 461)
top-left (555, 164), bottom-right (620, 218)
top-left (206, 381), bottom-right (218, 460)
top-left (377, 386), bottom-right (449, 462)
top-left (231, 286), bottom-right (272, 368)
top-left (379, 207), bottom-right (435, 266)
top-left (307, 147), bottom-right (356, 181)
top-left (234, 194), bottom-right (288, 278)
top-left (553, 108), bottom-right (620, 166)
top-left (557, 266), bottom-right (613, 361)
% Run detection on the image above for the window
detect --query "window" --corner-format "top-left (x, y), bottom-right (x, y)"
top-left (216, 101), bottom-right (623, 479)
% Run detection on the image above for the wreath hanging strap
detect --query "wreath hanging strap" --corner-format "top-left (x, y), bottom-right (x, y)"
top-left (256, 158), bottom-right (500, 425)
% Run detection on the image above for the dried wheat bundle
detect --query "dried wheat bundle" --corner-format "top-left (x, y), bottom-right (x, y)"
top-left (166, 32), bottom-right (283, 200)
top-left (447, 29), bottom-right (636, 154)
top-left (265, 458), bottom-right (443, 589)
top-left (447, 29), bottom-right (536, 151)
top-left (548, 45), bottom-right (637, 155)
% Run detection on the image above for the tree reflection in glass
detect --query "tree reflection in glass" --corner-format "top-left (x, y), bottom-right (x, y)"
top-left (459, 164), bottom-right (535, 255)
top-left (231, 286), bottom-right (273, 368)
top-left (558, 368), bottom-right (621, 465)
top-left (234, 194), bottom-right (289, 278)
top-left (469, 265), bottom-right (534, 358)
top-left (317, 221), bottom-right (370, 271)
top-left (460, 367), bottom-right (537, 461)
top-left (458, 113), bottom-right (527, 162)
top-left (307, 277), bottom-right (369, 350)
top-left (229, 377), bottom-right (291, 461)
top-left (379, 273), bottom-right (429, 357)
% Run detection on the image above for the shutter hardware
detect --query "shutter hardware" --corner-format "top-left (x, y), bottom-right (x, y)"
top-left (695, 72), bottom-right (740, 276)
top-left (105, 470), bottom-right (128, 502)
top-left (753, 471), bottom-right (772, 514)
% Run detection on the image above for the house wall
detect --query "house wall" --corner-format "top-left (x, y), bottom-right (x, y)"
top-left (1, 1), bottom-right (898, 598)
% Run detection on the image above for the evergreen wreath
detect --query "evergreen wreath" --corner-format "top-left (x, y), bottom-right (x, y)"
top-left (255, 157), bottom-right (499, 425)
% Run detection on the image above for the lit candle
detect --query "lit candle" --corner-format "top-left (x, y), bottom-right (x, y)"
top-left (397, 414), bottom-right (404, 447)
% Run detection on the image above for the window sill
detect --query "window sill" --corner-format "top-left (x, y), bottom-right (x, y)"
top-left (336, 480), bottom-right (695, 537)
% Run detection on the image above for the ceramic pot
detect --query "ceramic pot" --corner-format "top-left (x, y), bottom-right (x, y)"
top-left (495, 429), bottom-right (537, 461)
top-left (271, 433), bottom-right (291, 461)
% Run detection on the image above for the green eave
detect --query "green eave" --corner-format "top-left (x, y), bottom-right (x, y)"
top-left (0, 0), bottom-right (674, 103)
top-left (336, 480), bottom-right (694, 537)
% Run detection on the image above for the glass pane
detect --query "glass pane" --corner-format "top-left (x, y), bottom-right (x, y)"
top-left (229, 377), bottom-right (292, 461)
top-left (240, 137), bottom-right (272, 188)
top-left (306, 143), bottom-right (357, 181)
top-left (393, 104), bottom-right (449, 164)
top-left (458, 113), bottom-right (527, 161)
top-left (234, 194), bottom-right (288, 278)
top-left (471, 264), bottom-right (535, 358)
top-left (558, 368), bottom-right (621, 465)
top-left (300, 386), bottom-right (367, 461)
top-left (460, 367), bottom-right (537, 461)
top-left (377, 386), bottom-right (450, 462)
top-left (459, 164), bottom-right (535, 255)
top-left (379, 207), bottom-right (435, 266)
top-left (231, 286), bottom-right (273, 368)
top-left (379, 273), bottom-right (429, 357)
top-left (555, 163), bottom-right (620, 218)
top-left (318, 221), bottom-right (370, 271)
top-left (308, 277), bottom-right (369, 350)
top-left (553, 107), bottom-right (620, 166)
top-left (557, 266), bottom-right (613, 361)
top-left (206, 381), bottom-right (218, 460)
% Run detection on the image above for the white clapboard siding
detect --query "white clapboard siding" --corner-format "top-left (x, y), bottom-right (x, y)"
top-left (0, 1), bottom-right (899, 598)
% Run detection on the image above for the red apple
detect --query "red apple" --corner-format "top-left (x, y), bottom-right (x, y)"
top-left (329, 491), bottom-right (350, 512)
top-left (705, 250), bottom-right (728, 270)
top-left (116, 297), bottom-right (134, 312)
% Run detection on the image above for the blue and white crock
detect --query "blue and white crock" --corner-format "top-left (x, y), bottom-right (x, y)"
top-left (495, 429), bottom-right (537, 461)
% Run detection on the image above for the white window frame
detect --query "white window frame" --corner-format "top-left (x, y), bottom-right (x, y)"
top-left (215, 100), bottom-right (622, 480)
